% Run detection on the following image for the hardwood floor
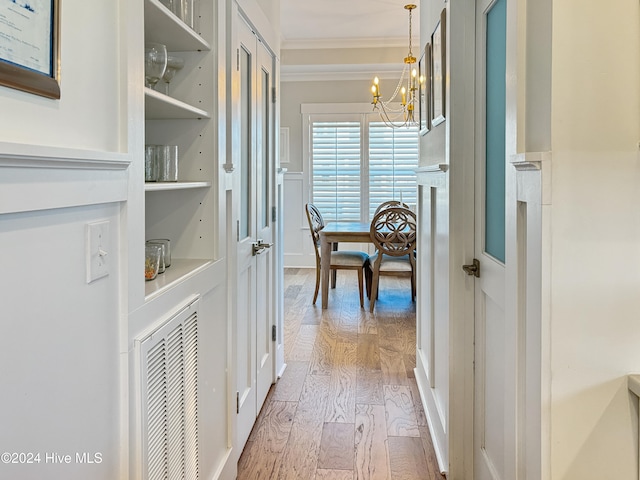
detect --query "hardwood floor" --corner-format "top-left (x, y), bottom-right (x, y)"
top-left (238, 268), bottom-right (445, 480)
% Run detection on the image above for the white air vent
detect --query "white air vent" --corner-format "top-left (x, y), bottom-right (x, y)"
top-left (140, 299), bottom-right (199, 480)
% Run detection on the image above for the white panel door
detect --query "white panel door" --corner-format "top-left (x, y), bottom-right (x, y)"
top-left (473, 0), bottom-right (508, 478)
top-left (235, 15), bottom-right (275, 452)
top-left (254, 36), bottom-right (275, 408)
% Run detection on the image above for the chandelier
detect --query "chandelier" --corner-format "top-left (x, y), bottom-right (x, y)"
top-left (370, 4), bottom-right (420, 128)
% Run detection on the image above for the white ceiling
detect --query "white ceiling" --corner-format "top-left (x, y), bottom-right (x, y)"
top-left (280, 0), bottom-right (418, 49)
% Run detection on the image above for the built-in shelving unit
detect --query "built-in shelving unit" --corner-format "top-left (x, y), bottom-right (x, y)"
top-left (144, 180), bottom-right (211, 191)
top-left (143, 0), bottom-right (216, 299)
top-left (144, 258), bottom-right (213, 300)
top-left (144, 0), bottom-right (210, 51)
top-left (145, 88), bottom-right (210, 119)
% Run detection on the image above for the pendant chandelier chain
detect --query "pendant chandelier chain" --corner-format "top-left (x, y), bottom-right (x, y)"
top-left (408, 7), bottom-right (413, 62)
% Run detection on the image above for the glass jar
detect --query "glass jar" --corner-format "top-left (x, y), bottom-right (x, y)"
top-left (147, 238), bottom-right (171, 267)
top-left (145, 244), bottom-right (162, 281)
top-left (157, 145), bottom-right (178, 182)
top-left (144, 145), bottom-right (158, 182)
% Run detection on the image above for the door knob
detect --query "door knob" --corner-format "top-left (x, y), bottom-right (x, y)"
top-left (462, 258), bottom-right (480, 277)
top-left (252, 239), bottom-right (274, 256)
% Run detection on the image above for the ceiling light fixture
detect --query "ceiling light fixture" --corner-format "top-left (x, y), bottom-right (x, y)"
top-left (370, 4), bottom-right (421, 129)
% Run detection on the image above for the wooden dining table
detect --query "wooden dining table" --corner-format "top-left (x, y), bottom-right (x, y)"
top-left (319, 221), bottom-right (372, 309)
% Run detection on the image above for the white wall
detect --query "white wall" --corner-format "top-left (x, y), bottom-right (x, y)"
top-left (0, 1), bottom-right (126, 153)
top-left (0, 1), bottom-right (130, 478)
top-left (256, 0), bottom-right (280, 37)
top-left (281, 79), bottom-right (372, 173)
top-left (0, 204), bottom-right (122, 479)
top-left (549, 0), bottom-right (640, 477)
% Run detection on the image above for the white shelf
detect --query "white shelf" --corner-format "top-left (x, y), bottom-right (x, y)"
top-left (145, 181), bottom-right (212, 191)
top-left (144, 0), bottom-right (210, 52)
top-left (145, 258), bottom-right (213, 300)
top-left (145, 88), bottom-right (210, 119)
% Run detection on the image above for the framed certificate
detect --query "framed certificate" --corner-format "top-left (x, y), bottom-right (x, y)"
top-left (419, 42), bottom-right (431, 135)
top-left (0, 0), bottom-right (60, 99)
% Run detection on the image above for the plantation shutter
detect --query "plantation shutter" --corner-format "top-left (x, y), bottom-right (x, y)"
top-left (368, 122), bottom-right (419, 220)
top-left (311, 118), bottom-right (362, 222)
top-left (307, 108), bottom-right (419, 224)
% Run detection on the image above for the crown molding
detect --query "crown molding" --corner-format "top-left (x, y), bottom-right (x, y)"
top-left (281, 36), bottom-right (407, 50)
top-left (281, 63), bottom-right (405, 82)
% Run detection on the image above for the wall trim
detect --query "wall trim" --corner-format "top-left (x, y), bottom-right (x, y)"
top-left (416, 165), bottom-right (448, 188)
top-left (282, 36), bottom-right (406, 50)
top-left (0, 141), bottom-right (131, 170)
top-left (0, 166), bottom-right (128, 215)
top-left (284, 255), bottom-right (315, 269)
top-left (511, 151), bottom-right (552, 205)
top-left (415, 359), bottom-right (448, 475)
top-left (282, 63), bottom-right (406, 82)
top-left (510, 151), bottom-right (551, 171)
top-left (301, 102), bottom-right (378, 114)
top-left (416, 163), bottom-right (449, 174)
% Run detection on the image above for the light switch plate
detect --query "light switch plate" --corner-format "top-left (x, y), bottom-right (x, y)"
top-left (86, 221), bottom-right (110, 283)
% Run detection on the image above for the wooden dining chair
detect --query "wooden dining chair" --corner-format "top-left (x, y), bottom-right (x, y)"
top-left (305, 203), bottom-right (369, 308)
top-left (374, 200), bottom-right (410, 216)
top-left (367, 206), bottom-right (417, 312)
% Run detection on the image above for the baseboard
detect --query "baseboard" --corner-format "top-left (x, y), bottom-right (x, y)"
top-left (207, 447), bottom-right (235, 480)
top-left (284, 253), bottom-right (314, 268)
top-left (415, 358), bottom-right (448, 476)
top-left (284, 253), bottom-right (316, 268)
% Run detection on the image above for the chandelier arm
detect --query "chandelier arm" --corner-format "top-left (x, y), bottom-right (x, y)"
top-left (373, 99), bottom-right (416, 128)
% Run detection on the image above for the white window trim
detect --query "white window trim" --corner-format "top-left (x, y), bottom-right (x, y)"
top-left (301, 103), bottom-right (375, 115)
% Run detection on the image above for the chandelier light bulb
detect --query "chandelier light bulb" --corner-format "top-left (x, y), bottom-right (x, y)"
top-left (371, 84), bottom-right (379, 105)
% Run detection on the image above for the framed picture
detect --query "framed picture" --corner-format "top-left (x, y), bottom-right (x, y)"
top-left (419, 43), bottom-right (431, 135)
top-left (280, 127), bottom-right (290, 165)
top-left (431, 8), bottom-right (446, 126)
top-left (0, 0), bottom-right (60, 99)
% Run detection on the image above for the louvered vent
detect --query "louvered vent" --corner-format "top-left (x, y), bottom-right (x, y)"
top-left (141, 300), bottom-right (199, 480)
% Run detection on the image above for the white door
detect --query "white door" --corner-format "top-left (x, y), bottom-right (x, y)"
top-left (472, 0), bottom-right (508, 478)
top-left (235, 15), bottom-right (275, 451)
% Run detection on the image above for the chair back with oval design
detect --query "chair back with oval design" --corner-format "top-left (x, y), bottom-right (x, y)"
top-left (367, 206), bottom-right (417, 312)
top-left (374, 200), bottom-right (411, 216)
top-left (370, 206), bottom-right (417, 257)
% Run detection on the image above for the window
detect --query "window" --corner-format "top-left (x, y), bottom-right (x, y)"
top-left (311, 119), bottom-right (362, 221)
top-left (368, 122), bottom-right (419, 220)
top-left (307, 107), bottom-right (419, 223)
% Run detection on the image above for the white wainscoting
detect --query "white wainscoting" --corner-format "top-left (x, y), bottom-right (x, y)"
top-left (414, 165), bottom-right (450, 476)
top-left (510, 151), bottom-right (550, 480)
top-left (283, 171), bottom-right (315, 268)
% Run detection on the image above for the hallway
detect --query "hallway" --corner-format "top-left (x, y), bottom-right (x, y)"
top-left (238, 268), bottom-right (444, 479)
